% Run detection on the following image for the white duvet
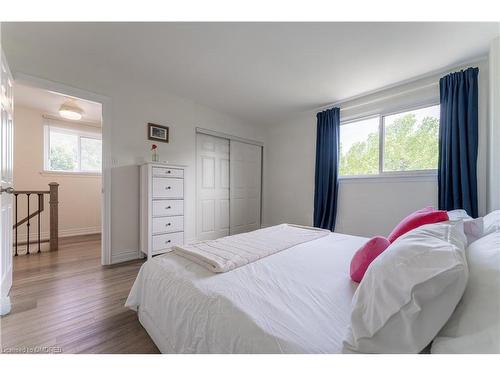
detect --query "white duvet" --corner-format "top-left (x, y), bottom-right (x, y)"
top-left (126, 232), bottom-right (367, 353)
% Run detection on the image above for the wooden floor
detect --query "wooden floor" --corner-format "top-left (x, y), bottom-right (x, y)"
top-left (0, 234), bottom-right (159, 354)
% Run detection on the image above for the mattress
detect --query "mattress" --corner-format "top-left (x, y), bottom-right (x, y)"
top-left (126, 232), bottom-right (367, 353)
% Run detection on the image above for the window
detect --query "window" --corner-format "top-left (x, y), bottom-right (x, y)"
top-left (339, 117), bottom-right (380, 176)
top-left (339, 104), bottom-right (440, 177)
top-left (44, 126), bottom-right (102, 173)
top-left (80, 137), bottom-right (102, 172)
top-left (383, 105), bottom-right (440, 172)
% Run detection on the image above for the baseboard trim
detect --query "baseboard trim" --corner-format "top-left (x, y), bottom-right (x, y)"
top-left (59, 227), bottom-right (101, 238)
top-left (16, 226), bottom-right (101, 243)
top-left (111, 249), bottom-right (141, 264)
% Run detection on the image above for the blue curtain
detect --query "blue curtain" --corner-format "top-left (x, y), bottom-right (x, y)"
top-left (313, 107), bottom-right (340, 231)
top-left (438, 67), bottom-right (479, 217)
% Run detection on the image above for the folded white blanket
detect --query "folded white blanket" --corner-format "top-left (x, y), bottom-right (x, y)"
top-left (173, 224), bottom-right (330, 273)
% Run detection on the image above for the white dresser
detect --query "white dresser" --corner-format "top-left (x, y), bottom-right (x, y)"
top-left (140, 162), bottom-right (186, 259)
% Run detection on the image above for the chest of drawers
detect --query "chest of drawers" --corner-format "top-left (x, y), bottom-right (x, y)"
top-left (140, 163), bottom-right (186, 259)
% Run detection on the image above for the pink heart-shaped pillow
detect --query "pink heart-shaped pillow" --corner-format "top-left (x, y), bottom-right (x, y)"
top-left (387, 207), bottom-right (449, 243)
top-left (350, 236), bottom-right (391, 283)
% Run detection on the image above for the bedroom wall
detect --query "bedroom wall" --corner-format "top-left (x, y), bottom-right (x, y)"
top-left (488, 37), bottom-right (500, 212)
top-left (13, 105), bottom-right (102, 240)
top-left (263, 59), bottom-right (490, 237)
top-left (107, 86), bottom-right (264, 262)
top-left (2, 52), bottom-right (265, 263)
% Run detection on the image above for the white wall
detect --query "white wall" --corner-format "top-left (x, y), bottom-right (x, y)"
top-left (4, 71), bottom-right (264, 264)
top-left (5, 34), bottom-right (493, 256)
top-left (107, 84), bottom-right (265, 263)
top-left (263, 59), bottom-right (489, 237)
top-left (488, 37), bottom-right (500, 212)
top-left (3, 34), bottom-right (267, 263)
top-left (13, 106), bottom-right (101, 242)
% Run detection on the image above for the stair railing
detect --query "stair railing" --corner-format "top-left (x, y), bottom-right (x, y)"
top-left (12, 182), bottom-right (59, 256)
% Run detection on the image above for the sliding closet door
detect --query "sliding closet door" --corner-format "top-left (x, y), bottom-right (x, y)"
top-left (196, 134), bottom-right (230, 240)
top-left (229, 140), bottom-right (262, 235)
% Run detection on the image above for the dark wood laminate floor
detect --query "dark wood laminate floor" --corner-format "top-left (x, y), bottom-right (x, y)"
top-left (0, 234), bottom-right (159, 354)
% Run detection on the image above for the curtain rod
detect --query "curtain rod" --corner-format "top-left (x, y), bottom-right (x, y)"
top-left (330, 82), bottom-right (438, 113)
top-left (314, 55), bottom-right (487, 113)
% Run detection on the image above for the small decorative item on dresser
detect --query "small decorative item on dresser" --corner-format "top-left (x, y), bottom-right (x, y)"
top-left (151, 144), bottom-right (159, 162)
top-left (148, 123), bottom-right (169, 143)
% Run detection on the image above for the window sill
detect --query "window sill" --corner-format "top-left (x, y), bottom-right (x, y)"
top-left (339, 172), bottom-right (437, 183)
top-left (40, 171), bottom-right (101, 178)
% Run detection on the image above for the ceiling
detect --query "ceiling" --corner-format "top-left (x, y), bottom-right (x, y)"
top-left (14, 83), bottom-right (102, 124)
top-left (2, 22), bottom-right (499, 124)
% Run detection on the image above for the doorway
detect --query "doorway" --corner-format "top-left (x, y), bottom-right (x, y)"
top-left (12, 73), bottom-right (112, 265)
top-left (11, 83), bottom-right (103, 257)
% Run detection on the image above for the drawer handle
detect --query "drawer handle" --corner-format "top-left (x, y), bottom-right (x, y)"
top-left (166, 206), bottom-right (171, 209)
top-left (165, 186), bottom-right (171, 190)
top-left (166, 170), bottom-right (171, 174)
top-left (166, 223), bottom-right (171, 226)
top-left (165, 240), bottom-right (171, 244)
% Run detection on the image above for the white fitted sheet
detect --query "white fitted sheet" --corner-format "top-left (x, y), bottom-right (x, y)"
top-left (126, 232), bottom-right (367, 353)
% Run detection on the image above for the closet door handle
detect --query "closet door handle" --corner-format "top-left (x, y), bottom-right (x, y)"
top-left (165, 223), bottom-right (171, 226)
top-left (165, 186), bottom-right (171, 190)
top-left (165, 240), bottom-right (171, 244)
top-left (165, 206), bottom-right (171, 209)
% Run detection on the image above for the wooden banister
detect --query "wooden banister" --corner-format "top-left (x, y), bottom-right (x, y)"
top-left (12, 182), bottom-right (59, 255)
top-left (49, 182), bottom-right (59, 252)
top-left (12, 190), bottom-right (50, 195)
top-left (13, 207), bottom-right (43, 228)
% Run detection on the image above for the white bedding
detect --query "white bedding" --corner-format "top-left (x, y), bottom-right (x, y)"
top-left (126, 232), bottom-right (367, 353)
top-left (173, 224), bottom-right (330, 273)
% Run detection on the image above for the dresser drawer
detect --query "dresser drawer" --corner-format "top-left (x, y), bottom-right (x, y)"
top-left (152, 232), bottom-right (184, 254)
top-left (152, 178), bottom-right (183, 198)
top-left (152, 167), bottom-right (184, 179)
top-left (152, 215), bottom-right (184, 234)
top-left (152, 199), bottom-right (184, 217)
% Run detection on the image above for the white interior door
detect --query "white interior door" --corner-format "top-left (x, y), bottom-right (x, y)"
top-left (0, 49), bottom-right (14, 316)
top-left (196, 133), bottom-right (230, 240)
top-left (230, 140), bottom-right (262, 235)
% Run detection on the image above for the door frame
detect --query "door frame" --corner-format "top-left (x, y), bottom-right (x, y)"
top-left (1, 48), bottom-right (14, 315)
top-left (196, 127), bottom-right (264, 147)
top-left (13, 73), bottom-right (113, 265)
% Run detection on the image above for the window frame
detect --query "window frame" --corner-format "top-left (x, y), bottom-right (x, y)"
top-left (339, 101), bottom-right (440, 180)
top-left (43, 125), bottom-right (102, 175)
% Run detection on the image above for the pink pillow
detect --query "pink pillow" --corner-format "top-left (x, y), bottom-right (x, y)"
top-left (350, 236), bottom-right (391, 283)
top-left (387, 207), bottom-right (449, 243)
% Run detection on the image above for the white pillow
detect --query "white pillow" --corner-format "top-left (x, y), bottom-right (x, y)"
top-left (431, 231), bottom-right (500, 353)
top-left (447, 209), bottom-right (472, 221)
top-left (461, 218), bottom-right (483, 245)
top-left (343, 222), bottom-right (468, 353)
top-left (483, 210), bottom-right (500, 236)
top-left (447, 209), bottom-right (483, 244)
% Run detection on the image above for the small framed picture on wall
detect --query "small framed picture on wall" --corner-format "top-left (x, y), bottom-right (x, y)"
top-left (148, 123), bottom-right (169, 143)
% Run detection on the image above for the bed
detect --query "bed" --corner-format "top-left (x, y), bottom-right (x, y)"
top-left (125, 231), bottom-right (367, 353)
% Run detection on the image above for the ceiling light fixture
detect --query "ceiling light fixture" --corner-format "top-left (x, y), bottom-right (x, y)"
top-left (59, 98), bottom-right (84, 120)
